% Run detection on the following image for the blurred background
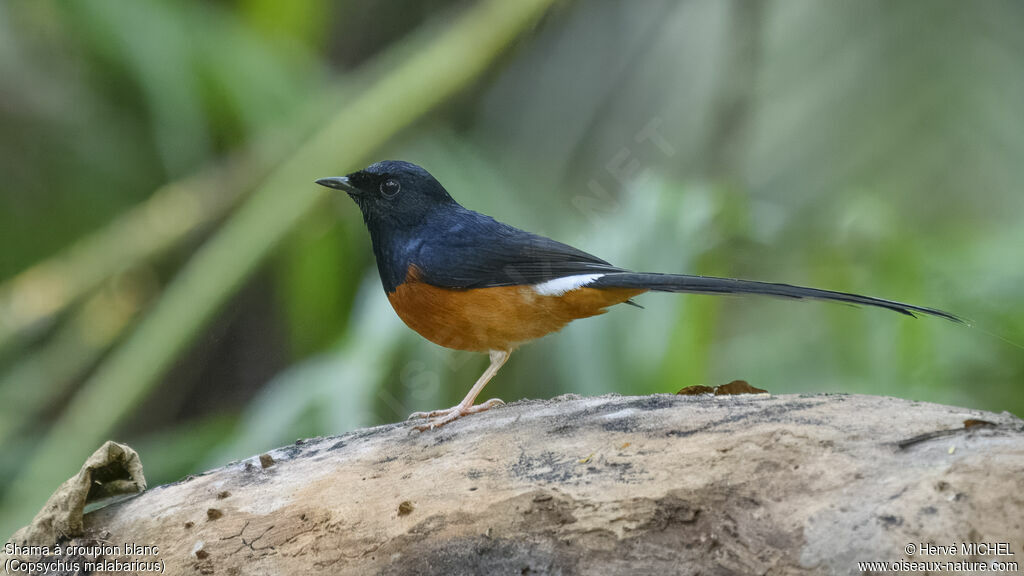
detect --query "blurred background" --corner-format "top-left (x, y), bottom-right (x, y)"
top-left (1, 0), bottom-right (1022, 535)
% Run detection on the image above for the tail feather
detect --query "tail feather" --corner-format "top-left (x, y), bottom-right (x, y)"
top-left (591, 272), bottom-right (964, 323)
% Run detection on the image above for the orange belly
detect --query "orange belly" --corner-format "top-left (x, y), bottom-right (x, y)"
top-left (386, 272), bottom-right (644, 352)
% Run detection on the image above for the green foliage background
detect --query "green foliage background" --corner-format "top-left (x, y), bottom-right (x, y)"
top-left (0, 0), bottom-right (1021, 535)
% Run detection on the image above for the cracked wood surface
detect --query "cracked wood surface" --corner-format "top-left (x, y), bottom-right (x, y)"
top-left (57, 394), bottom-right (1024, 574)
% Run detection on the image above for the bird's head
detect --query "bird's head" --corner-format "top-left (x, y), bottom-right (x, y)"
top-left (316, 160), bottom-right (454, 228)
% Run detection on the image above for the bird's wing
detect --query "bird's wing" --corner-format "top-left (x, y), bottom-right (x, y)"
top-left (414, 209), bottom-right (626, 289)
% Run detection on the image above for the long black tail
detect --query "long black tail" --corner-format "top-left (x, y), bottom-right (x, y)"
top-left (592, 272), bottom-right (964, 323)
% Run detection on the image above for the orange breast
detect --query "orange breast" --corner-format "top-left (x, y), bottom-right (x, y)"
top-left (386, 269), bottom-right (645, 352)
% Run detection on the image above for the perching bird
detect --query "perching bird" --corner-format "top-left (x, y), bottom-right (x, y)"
top-left (316, 161), bottom-right (960, 430)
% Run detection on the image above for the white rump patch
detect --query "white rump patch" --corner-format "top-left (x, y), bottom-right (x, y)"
top-left (531, 274), bottom-right (605, 296)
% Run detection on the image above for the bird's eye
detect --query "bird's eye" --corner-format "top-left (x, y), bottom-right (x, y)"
top-left (380, 178), bottom-right (401, 198)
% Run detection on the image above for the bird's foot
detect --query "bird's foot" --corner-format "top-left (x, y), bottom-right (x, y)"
top-left (408, 398), bottom-right (504, 431)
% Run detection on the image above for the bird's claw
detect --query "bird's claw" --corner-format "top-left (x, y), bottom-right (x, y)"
top-left (408, 398), bottom-right (505, 431)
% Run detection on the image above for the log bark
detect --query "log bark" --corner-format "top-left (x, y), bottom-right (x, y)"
top-left (8, 393), bottom-right (1024, 575)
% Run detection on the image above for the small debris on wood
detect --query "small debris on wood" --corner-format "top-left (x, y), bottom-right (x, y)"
top-left (217, 491), bottom-right (231, 499)
top-left (716, 380), bottom-right (767, 395)
top-left (676, 385), bottom-right (716, 395)
top-left (963, 419), bottom-right (996, 428)
top-left (398, 501), bottom-right (414, 516)
top-left (207, 508), bottom-right (223, 521)
top-left (184, 521), bottom-right (194, 529)
top-left (898, 418), bottom-right (1000, 450)
top-left (259, 453), bottom-right (275, 468)
top-left (677, 380), bottom-right (767, 396)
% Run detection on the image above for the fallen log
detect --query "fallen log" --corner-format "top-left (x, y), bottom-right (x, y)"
top-left (6, 393), bottom-right (1024, 575)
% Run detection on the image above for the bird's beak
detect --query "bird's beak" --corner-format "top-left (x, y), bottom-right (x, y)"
top-left (315, 176), bottom-right (359, 194)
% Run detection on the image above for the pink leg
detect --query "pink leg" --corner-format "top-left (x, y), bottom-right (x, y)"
top-left (409, 350), bottom-right (510, 431)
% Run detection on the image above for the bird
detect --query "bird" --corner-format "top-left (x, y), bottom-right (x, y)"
top-left (316, 160), bottom-right (961, 431)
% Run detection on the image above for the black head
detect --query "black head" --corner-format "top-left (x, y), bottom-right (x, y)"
top-left (316, 160), bottom-right (455, 228)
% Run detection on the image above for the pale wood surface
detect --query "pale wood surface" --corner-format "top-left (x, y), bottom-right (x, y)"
top-left (10, 393), bottom-right (1024, 575)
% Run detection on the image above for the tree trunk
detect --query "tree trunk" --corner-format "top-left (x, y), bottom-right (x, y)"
top-left (7, 393), bottom-right (1024, 575)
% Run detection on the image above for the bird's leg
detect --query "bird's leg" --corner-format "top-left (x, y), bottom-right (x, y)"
top-left (409, 350), bottom-right (510, 431)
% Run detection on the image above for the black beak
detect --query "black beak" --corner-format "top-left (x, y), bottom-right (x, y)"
top-left (315, 176), bottom-right (359, 193)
